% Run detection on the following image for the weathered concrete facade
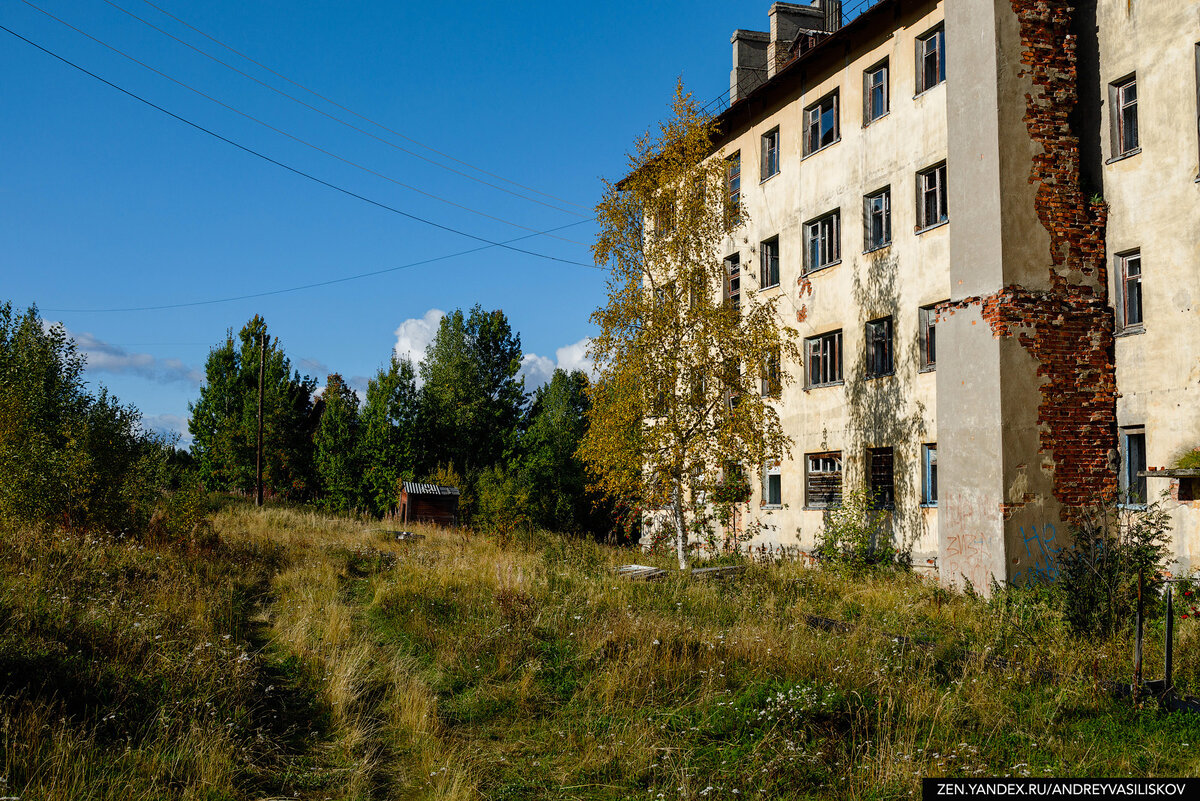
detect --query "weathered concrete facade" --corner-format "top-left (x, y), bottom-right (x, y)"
top-left (690, 0), bottom-right (1200, 586)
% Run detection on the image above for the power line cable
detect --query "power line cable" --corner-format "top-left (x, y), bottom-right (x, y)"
top-left (41, 218), bottom-right (592, 313)
top-left (134, 0), bottom-right (591, 212)
top-left (0, 23), bottom-right (600, 271)
top-left (20, 1), bottom-right (589, 245)
top-left (97, 0), bottom-right (588, 217)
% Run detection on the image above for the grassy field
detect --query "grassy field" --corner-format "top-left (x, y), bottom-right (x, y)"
top-left (4, 499), bottom-right (1200, 800)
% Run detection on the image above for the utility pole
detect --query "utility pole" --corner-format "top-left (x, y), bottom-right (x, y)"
top-left (256, 329), bottom-right (265, 507)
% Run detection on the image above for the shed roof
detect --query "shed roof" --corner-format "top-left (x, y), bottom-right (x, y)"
top-left (401, 482), bottom-right (461, 496)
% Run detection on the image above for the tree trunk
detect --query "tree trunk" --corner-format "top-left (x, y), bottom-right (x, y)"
top-left (672, 482), bottom-right (689, 571)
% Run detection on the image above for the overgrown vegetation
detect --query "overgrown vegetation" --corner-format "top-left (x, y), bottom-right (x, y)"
top-left (1055, 496), bottom-right (1174, 635)
top-left (812, 487), bottom-right (910, 573)
top-left (0, 302), bottom-right (186, 537)
top-left (6, 503), bottom-right (1200, 800)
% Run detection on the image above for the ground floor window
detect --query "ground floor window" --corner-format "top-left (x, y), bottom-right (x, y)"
top-left (1121, 427), bottom-right (1147, 505)
top-left (922, 443), bottom-right (937, 505)
top-left (763, 461), bottom-right (782, 507)
top-left (805, 452), bottom-right (842, 508)
top-left (868, 447), bottom-right (895, 509)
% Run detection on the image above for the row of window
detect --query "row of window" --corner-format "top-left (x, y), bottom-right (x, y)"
top-left (722, 163), bottom-right (948, 297)
top-left (751, 25), bottom-right (946, 183)
top-left (761, 444), bottom-right (939, 510)
top-left (802, 305), bottom-right (941, 389)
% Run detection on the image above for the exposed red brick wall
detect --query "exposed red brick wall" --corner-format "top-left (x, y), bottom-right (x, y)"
top-left (941, 0), bottom-right (1117, 522)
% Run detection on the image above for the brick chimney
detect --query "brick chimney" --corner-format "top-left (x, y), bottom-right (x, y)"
top-left (767, 3), bottom-right (829, 76)
top-left (730, 29), bottom-right (770, 103)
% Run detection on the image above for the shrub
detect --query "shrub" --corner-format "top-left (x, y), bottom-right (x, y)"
top-left (812, 487), bottom-right (909, 572)
top-left (1055, 495), bottom-right (1172, 635)
top-left (0, 302), bottom-right (173, 534)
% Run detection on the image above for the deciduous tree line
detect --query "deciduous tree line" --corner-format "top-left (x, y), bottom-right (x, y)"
top-left (188, 306), bottom-right (614, 536)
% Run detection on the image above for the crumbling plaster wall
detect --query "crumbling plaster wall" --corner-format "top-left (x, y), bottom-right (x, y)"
top-left (716, 0), bottom-right (949, 566)
top-left (1097, 0), bottom-right (1200, 572)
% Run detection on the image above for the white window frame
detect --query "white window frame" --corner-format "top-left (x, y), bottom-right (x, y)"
top-left (761, 127), bottom-right (780, 181)
top-left (864, 59), bottom-right (889, 124)
top-left (804, 210), bottom-right (841, 274)
top-left (864, 187), bottom-right (891, 251)
top-left (1115, 250), bottom-right (1143, 331)
top-left (916, 26), bottom-right (946, 95)
top-left (922, 443), bottom-right (938, 506)
top-left (763, 461), bottom-right (782, 508)
top-left (916, 162), bottom-right (948, 230)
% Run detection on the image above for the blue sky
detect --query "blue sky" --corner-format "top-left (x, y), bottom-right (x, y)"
top-left (2, 0), bottom-right (757, 444)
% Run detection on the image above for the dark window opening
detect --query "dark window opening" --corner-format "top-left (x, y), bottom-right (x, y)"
top-left (761, 128), bottom-right (780, 179)
top-left (922, 443), bottom-right (938, 506)
top-left (865, 317), bottom-right (894, 378)
top-left (864, 187), bottom-right (891, 250)
top-left (864, 60), bottom-right (889, 123)
top-left (917, 163), bottom-right (948, 229)
top-left (804, 210), bottom-right (840, 273)
top-left (916, 27), bottom-right (946, 94)
top-left (760, 237), bottom-right (780, 288)
top-left (869, 447), bottom-right (895, 510)
top-left (1122, 428), bottom-right (1147, 505)
top-left (806, 330), bottom-right (843, 387)
top-left (1119, 251), bottom-right (1143, 329)
top-left (804, 91), bottom-right (839, 155)
top-left (919, 304), bottom-right (941, 370)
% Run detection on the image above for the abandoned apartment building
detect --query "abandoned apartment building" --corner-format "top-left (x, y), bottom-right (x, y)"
top-left (676, 0), bottom-right (1200, 586)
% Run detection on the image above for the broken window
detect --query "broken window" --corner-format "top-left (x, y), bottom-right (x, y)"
top-left (864, 187), bottom-right (891, 251)
top-left (724, 253), bottom-right (741, 313)
top-left (868, 447), bottom-right (895, 510)
top-left (864, 59), bottom-right (889, 124)
top-left (916, 26), bottom-right (946, 94)
top-left (804, 210), bottom-right (840, 273)
top-left (917, 163), bottom-right (948, 229)
top-left (761, 346), bottom-right (782, 398)
top-left (805, 452), bottom-right (842, 508)
top-left (760, 236), bottom-right (780, 288)
top-left (763, 460), bottom-right (782, 507)
top-left (806, 330), bottom-right (843, 387)
top-left (803, 91), bottom-right (839, 156)
top-left (1110, 76), bottom-right (1139, 157)
top-left (1121, 427), bottom-right (1147, 505)
top-left (919, 304), bottom-right (940, 370)
top-left (865, 317), bottom-right (894, 378)
top-left (1117, 250), bottom-right (1142, 330)
top-left (922, 443), bottom-right (938, 506)
top-left (761, 127), bottom-right (780, 180)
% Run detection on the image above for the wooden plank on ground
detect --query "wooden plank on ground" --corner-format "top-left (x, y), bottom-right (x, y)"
top-left (615, 564), bottom-right (667, 581)
top-left (690, 565), bottom-right (747, 580)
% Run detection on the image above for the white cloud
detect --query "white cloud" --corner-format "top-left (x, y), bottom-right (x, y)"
top-left (520, 338), bottom-right (596, 389)
top-left (393, 308), bottom-right (445, 369)
top-left (71, 330), bottom-right (203, 387)
top-left (519, 353), bottom-right (556, 389)
top-left (140, 413), bottom-right (192, 447)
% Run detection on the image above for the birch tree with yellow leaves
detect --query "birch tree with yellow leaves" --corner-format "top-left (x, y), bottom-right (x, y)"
top-left (580, 85), bottom-right (799, 570)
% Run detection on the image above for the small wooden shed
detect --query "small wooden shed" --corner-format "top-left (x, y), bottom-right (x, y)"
top-left (399, 482), bottom-right (460, 527)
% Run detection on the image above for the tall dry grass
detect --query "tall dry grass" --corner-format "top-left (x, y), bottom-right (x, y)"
top-left (5, 499), bottom-right (1200, 799)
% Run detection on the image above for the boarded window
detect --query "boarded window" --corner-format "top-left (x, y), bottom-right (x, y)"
top-left (806, 452), bottom-right (842, 508)
top-left (868, 447), bottom-right (895, 510)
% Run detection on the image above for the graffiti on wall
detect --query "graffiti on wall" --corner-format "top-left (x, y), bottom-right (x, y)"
top-left (1010, 522), bottom-right (1061, 586)
top-left (941, 491), bottom-right (998, 590)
